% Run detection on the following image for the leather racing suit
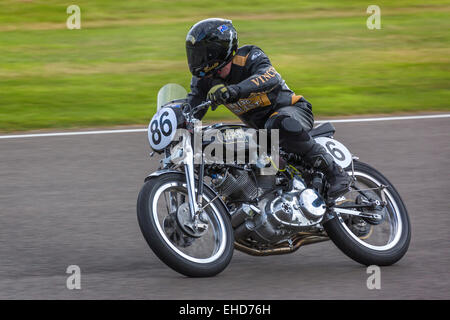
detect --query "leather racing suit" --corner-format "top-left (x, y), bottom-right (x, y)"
top-left (187, 45), bottom-right (314, 131)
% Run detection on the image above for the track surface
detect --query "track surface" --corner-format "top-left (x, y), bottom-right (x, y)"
top-left (0, 116), bottom-right (449, 299)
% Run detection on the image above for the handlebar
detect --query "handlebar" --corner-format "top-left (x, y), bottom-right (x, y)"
top-left (190, 101), bottom-right (213, 116)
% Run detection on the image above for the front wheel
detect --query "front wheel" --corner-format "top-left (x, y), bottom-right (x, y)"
top-left (137, 172), bottom-right (234, 277)
top-left (323, 161), bottom-right (411, 266)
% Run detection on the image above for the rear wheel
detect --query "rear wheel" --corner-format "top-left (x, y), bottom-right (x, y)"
top-left (137, 173), bottom-right (234, 277)
top-left (324, 161), bottom-right (411, 266)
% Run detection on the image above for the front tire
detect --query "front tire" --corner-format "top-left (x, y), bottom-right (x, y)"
top-left (137, 173), bottom-right (234, 277)
top-left (324, 161), bottom-right (411, 266)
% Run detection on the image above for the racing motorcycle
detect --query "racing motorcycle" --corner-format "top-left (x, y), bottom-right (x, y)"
top-left (137, 84), bottom-right (411, 277)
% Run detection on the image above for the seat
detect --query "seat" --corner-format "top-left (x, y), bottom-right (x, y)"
top-left (309, 122), bottom-right (335, 138)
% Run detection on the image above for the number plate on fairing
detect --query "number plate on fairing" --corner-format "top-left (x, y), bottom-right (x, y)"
top-left (148, 107), bottom-right (177, 151)
top-left (314, 137), bottom-right (352, 169)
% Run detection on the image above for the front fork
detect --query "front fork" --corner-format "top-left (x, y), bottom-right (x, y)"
top-left (163, 130), bottom-right (202, 220)
top-left (183, 139), bottom-right (200, 218)
top-left (158, 130), bottom-right (210, 237)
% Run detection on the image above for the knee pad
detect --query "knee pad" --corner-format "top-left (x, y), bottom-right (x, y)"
top-left (280, 117), bottom-right (303, 135)
top-left (265, 113), bottom-right (308, 138)
top-left (279, 117), bottom-right (310, 142)
top-left (264, 113), bottom-right (288, 130)
top-left (265, 114), bottom-right (312, 155)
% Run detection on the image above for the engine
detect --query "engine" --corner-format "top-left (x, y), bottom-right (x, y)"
top-left (212, 169), bottom-right (259, 201)
top-left (217, 172), bottom-right (327, 245)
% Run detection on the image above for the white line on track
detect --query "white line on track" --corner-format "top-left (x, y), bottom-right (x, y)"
top-left (0, 113), bottom-right (449, 140)
top-left (0, 128), bottom-right (147, 139)
top-left (316, 113), bottom-right (450, 123)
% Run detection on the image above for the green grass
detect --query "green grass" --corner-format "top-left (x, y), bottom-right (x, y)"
top-left (0, 0), bottom-right (449, 132)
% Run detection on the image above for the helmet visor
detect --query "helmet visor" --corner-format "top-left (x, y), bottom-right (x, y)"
top-left (186, 42), bottom-right (228, 77)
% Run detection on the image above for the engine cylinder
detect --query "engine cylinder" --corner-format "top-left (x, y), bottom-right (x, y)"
top-left (214, 170), bottom-right (258, 200)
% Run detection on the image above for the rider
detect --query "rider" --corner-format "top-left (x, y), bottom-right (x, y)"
top-left (185, 18), bottom-right (352, 198)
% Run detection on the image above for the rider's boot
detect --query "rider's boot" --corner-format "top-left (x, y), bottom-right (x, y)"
top-left (278, 117), bottom-right (353, 198)
top-left (303, 143), bottom-right (353, 198)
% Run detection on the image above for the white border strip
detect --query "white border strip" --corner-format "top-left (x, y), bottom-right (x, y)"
top-left (315, 113), bottom-right (450, 123)
top-left (0, 128), bottom-right (146, 139)
top-left (0, 114), bottom-right (449, 140)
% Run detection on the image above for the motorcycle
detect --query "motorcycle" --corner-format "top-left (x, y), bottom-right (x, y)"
top-left (137, 83), bottom-right (411, 277)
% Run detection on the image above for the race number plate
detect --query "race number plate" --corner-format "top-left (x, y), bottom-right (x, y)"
top-left (314, 137), bottom-right (352, 169)
top-left (148, 107), bottom-right (177, 151)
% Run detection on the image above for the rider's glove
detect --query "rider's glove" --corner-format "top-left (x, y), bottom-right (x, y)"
top-left (207, 84), bottom-right (240, 109)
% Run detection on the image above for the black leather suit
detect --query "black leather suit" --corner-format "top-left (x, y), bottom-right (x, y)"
top-left (187, 45), bottom-right (316, 156)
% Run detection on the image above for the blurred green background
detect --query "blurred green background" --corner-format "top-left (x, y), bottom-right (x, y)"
top-left (0, 0), bottom-right (449, 132)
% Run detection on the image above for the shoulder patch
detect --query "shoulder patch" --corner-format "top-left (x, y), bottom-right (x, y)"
top-left (232, 54), bottom-right (249, 67)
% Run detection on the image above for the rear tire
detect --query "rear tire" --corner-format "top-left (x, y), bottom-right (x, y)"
top-left (324, 161), bottom-right (411, 266)
top-left (137, 173), bottom-right (234, 277)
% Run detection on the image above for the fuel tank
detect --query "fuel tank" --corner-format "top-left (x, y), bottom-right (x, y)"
top-left (201, 123), bottom-right (261, 164)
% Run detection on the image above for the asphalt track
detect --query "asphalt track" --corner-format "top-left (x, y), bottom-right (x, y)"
top-left (0, 115), bottom-right (449, 299)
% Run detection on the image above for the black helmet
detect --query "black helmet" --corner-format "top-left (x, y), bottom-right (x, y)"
top-left (186, 18), bottom-right (238, 78)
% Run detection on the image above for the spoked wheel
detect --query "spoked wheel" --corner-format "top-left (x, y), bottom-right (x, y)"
top-left (324, 161), bottom-right (411, 266)
top-left (137, 173), bottom-right (234, 277)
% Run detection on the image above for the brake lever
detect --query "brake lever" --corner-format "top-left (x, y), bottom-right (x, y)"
top-left (191, 101), bottom-right (213, 116)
